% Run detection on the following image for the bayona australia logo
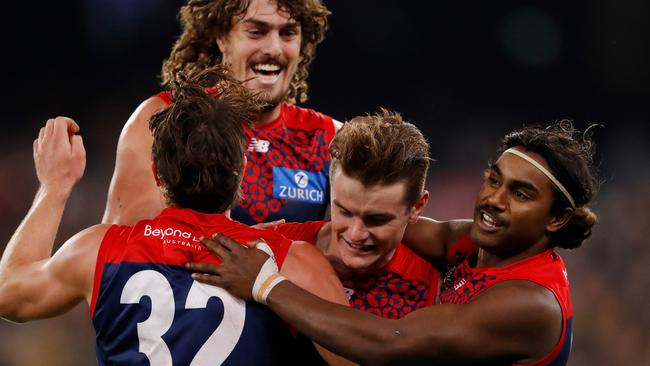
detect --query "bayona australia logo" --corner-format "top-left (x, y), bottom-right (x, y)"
top-left (273, 167), bottom-right (325, 203)
top-left (143, 224), bottom-right (204, 251)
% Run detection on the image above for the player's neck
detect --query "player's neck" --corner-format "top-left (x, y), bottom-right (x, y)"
top-left (314, 222), bottom-right (332, 251)
top-left (476, 238), bottom-right (550, 268)
top-left (254, 103), bottom-right (283, 126)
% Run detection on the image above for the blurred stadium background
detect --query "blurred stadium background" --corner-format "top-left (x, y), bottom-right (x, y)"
top-left (1, 1), bottom-right (648, 364)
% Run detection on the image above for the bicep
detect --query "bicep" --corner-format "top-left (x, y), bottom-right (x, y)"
top-left (390, 282), bottom-right (562, 364)
top-left (0, 226), bottom-right (105, 322)
top-left (103, 97), bottom-right (167, 225)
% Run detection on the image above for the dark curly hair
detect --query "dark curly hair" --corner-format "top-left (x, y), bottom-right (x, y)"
top-left (161, 0), bottom-right (330, 104)
top-left (329, 109), bottom-right (431, 208)
top-left (498, 120), bottom-right (601, 249)
top-left (150, 66), bottom-right (263, 213)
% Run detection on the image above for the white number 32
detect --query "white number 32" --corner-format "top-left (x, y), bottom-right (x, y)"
top-left (120, 270), bottom-right (246, 365)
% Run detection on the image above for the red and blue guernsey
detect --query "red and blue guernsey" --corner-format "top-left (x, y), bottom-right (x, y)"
top-left (276, 221), bottom-right (439, 319)
top-left (439, 236), bottom-right (574, 366)
top-left (157, 92), bottom-right (336, 225)
top-left (90, 207), bottom-right (299, 365)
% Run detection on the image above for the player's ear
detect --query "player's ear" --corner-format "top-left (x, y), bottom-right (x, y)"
top-left (546, 207), bottom-right (574, 233)
top-left (216, 36), bottom-right (229, 55)
top-left (408, 190), bottom-right (429, 224)
top-left (152, 162), bottom-right (161, 187)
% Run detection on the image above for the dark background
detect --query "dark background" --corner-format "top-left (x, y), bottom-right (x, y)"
top-left (1, 1), bottom-right (648, 364)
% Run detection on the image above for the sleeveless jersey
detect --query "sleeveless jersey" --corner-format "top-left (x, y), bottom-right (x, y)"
top-left (277, 221), bottom-right (439, 319)
top-left (90, 207), bottom-right (298, 365)
top-left (439, 236), bottom-right (574, 366)
top-left (156, 92), bottom-right (336, 225)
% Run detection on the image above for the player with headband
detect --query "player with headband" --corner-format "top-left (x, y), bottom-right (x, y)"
top-left (192, 120), bottom-right (600, 365)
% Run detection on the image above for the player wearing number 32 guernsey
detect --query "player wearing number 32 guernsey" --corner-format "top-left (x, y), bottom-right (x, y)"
top-left (0, 68), bottom-right (351, 366)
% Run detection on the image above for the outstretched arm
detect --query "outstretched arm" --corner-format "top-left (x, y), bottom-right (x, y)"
top-left (103, 96), bottom-right (168, 225)
top-left (188, 238), bottom-right (355, 366)
top-left (193, 234), bottom-right (564, 365)
top-left (401, 217), bottom-right (472, 268)
top-left (0, 117), bottom-right (105, 322)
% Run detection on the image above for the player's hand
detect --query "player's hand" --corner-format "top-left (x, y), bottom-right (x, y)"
top-left (251, 219), bottom-right (285, 231)
top-left (186, 233), bottom-right (271, 301)
top-left (33, 117), bottom-right (86, 196)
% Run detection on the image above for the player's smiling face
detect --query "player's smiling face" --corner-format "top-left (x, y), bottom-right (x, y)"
top-left (328, 169), bottom-right (420, 277)
top-left (217, 0), bottom-right (301, 110)
top-left (471, 148), bottom-right (559, 257)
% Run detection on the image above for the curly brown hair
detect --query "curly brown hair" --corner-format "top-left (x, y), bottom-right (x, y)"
top-left (161, 0), bottom-right (330, 104)
top-left (150, 66), bottom-right (263, 213)
top-left (498, 120), bottom-right (601, 249)
top-left (329, 109), bottom-right (431, 208)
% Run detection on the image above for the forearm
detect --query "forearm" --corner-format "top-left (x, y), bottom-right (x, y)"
top-left (266, 280), bottom-right (401, 365)
top-left (403, 217), bottom-right (472, 266)
top-left (0, 187), bottom-right (69, 273)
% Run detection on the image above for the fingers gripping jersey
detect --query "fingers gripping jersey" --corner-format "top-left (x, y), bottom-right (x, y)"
top-left (439, 236), bottom-right (574, 366)
top-left (157, 92), bottom-right (336, 225)
top-left (277, 221), bottom-right (439, 319)
top-left (90, 208), bottom-right (296, 365)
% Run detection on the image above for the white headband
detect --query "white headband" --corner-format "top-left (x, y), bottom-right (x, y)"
top-left (503, 148), bottom-right (576, 208)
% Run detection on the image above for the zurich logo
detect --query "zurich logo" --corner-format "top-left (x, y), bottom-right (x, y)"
top-left (294, 171), bottom-right (309, 188)
top-left (273, 167), bottom-right (326, 204)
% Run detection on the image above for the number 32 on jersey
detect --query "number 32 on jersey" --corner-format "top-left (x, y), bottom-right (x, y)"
top-left (120, 270), bottom-right (245, 365)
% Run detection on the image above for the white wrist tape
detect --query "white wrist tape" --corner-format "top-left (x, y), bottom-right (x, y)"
top-left (251, 240), bottom-right (286, 304)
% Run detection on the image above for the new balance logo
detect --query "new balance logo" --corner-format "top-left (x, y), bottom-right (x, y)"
top-left (248, 138), bottom-right (270, 153)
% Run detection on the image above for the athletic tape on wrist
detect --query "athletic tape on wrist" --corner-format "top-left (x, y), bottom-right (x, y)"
top-left (251, 240), bottom-right (286, 304)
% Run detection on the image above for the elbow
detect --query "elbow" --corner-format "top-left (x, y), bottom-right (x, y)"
top-left (1, 313), bottom-right (29, 324)
top-left (0, 284), bottom-right (31, 324)
top-left (0, 301), bottom-right (27, 324)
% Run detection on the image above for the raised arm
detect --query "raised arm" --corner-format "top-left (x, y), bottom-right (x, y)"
top-left (401, 217), bottom-right (472, 267)
top-left (195, 235), bottom-right (563, 365)
top-left (102, 96), bottom-right (169, 225)
top-left (0, 117), bottom-right (106, 322)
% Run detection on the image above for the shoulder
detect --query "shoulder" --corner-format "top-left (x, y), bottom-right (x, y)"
top-left (54, 224), bottom-right (113, 263)
top-left (283, 104), bottom-right (336, 132)
top-left (388, 244), bottom-right (437, 281)
top-left (115, 95), bottom-right (170, 156)
top-left (121, 95), bottom-right (170, 134)
top-left (49, 224), bottom-right (113, 291)
top-left (286, 240), bottom-right (325, 265)
top-left (59, 224), bottom-right (112, 253)
top-left (282, 241), bottom-right (336, 285)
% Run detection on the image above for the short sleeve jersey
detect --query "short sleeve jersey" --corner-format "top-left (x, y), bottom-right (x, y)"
top-left (277, 221), bottom-right (439, 319)
top-left (156, 92), bottom-right (336, 225)
top-left (90, 207), bottom-right (298, 365)
top-left (439, 236), bottom-right (574, 366)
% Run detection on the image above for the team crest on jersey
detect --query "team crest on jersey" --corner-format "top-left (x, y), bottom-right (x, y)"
top-left (273, 167), bottom-right (326, 204)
